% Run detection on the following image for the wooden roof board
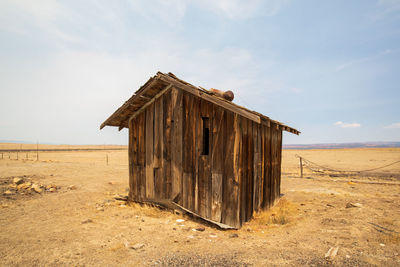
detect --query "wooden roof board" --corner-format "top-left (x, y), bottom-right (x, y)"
top-left (100, 72), bottom-right (300, 135)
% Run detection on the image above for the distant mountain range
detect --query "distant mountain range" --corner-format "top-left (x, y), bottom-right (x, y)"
top-left (283, 142), bottom-right (400, 149)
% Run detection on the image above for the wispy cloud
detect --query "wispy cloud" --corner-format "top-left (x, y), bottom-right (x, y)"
top-left (334, 49), bottom-right (393, 72)
top-left (334, 121), bottom-right (361, 128)
top-left (198, 0), bottom-right (288, 19)
top-left (385, 122), bottom-right (400, 129)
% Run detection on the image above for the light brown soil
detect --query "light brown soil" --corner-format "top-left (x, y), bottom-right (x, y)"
top-left (0, 146), bottom-right (399, 266)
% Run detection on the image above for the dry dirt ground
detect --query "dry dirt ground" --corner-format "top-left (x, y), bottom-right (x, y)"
top-left (0, 145), bottom-right (399, 266)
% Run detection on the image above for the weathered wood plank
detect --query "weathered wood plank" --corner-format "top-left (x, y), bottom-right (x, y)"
top-left (210, 106), bottom-right (224, 222)
top-left (257, 125), bottom-right (263, 211)
top-left (240, 117), bottom-right (248, 224)
top-left (128, 118), bottom-right (134, 200)
top-left (269, 124), bottom-right (275, 207)
top-left (163, 90), bottom-right (172, 199)
top-left (138, 112), bottom-right (146, 200)
top-left (193, 97), bottom-right (201, 213)
top-left (246, 120), bottom-right (254, 221)
top-left (182, 92), bottom-right (194, 210)
top-left (171, 88), bottom-right (183, 203)
top-left (263, 124), bottom-right (272, 209)
top-left (198, 100), bottom-right (211, 218)
top-left (253, 122), bottom-right (260, 212)
top-left (154, 97), bottom-right (164, 199)
top-left (277, 130), bottom-right (283, 199)
top-left (145, 102), bottom-right (155, 199)
top-left (259, 125), bottom-right (265, 210)
top-left (232, 113), bottom-right (241, 228)
top-left (221, 111), bottom-right (237, 226)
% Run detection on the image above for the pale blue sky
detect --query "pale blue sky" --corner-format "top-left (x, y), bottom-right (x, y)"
top-left (0, 0), bottom-right (399, 145)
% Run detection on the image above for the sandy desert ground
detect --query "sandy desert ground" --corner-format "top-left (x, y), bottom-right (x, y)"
top-left (0, 144), bottom-right (399, 266)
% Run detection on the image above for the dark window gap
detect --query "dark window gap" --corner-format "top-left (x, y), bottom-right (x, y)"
top-left (202, 117), bottom-right (210, 155)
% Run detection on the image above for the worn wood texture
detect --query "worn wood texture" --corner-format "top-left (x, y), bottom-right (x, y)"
top-left (221, 111), bottom-right (238, 226)
top-left (193, 97), bottom-right (201, 214)
top-left (137, 112), bottom-right (146, 200)
top-left (154, 97), bottom-right (163, 199)
top-left (182, 92), bottom-right (194, 211)
top-left (163, 90), bottom-right (172, 199)
top-left (170, 88), bottom-right (183, 203)
top-left (145, 102), bottom-right (155, 199)
top-left (127, 86), bottom-right (284, 228)
top-left (210, 106), bottom-right (224, 222)
top-left (198, 100), bottom-right (211, 218)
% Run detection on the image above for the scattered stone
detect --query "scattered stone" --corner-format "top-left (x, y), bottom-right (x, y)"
top-left (187, 235), bottom-right (194, 239)
top-left (97, 207), bottom-right (104, 211)
top-left (108, 181), bottom-right (117, 185)
top-left (1, 204), bottom-right (9, 208)
top-left (81, 219), bottom-right (93, 224)
top-left (173, 228), bottom-right (176, 231)
top-left (176, 219), bottom-right (185, 223)
top-left (114, 194), bottom-right (128, 201)
top-left (31, 184), bottom-right (42, 193)
top-left (326, 203), bottom-right (335, 207)
top-left (125, 242), bottom-right (144, 250)
top-left (229, 233), bottom-right (239, 238)
top-left (174, 210), bottom-right (182, 216)
top-left (4, 190), bottom-right (13, 195)
top-left (68, 185), bottom-right (77, 190)
top-left (17, 183), bottom-right (31, 190)
top-left (380, 243), bottom-right (385, 247)
top-left (346, 255), bottom-right (350, 259)
top-left (8, 184), bottom-right (17, 189)
top-left (119, 204), bottom-right (127, 208)
top-left (209, 234), bottom-right (217, 238)
top-left (13, 178), bottom-right (23, 185)
top-left (325, 246), bottom-right (339, 260)
top-left (346, 202), bottom-right (362, 208)
top-left (49, 188), bottom-right (57, 192)
top-left (195, 227), bottom-right (205, 232)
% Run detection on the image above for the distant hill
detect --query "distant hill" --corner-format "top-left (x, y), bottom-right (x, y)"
top-left (283, 142), bottom-right (400, 149)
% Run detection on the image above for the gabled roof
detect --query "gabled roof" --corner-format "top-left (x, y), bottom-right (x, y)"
top-left (100, 72), bottom-right (300, 135)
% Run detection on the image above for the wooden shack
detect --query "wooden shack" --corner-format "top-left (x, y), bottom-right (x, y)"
top-left (101, 72), bottom-right (299, 228)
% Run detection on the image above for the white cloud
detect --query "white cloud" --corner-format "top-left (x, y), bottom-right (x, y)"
top-left (198, 0), bottom-right (288, 19)
top-left (334, 121), bottom-right (361, 128)
top-left (385, 122), bottom-right (400, 129)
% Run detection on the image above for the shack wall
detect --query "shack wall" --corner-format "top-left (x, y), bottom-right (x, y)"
top-left (128, 87), bottom-right (283, 228)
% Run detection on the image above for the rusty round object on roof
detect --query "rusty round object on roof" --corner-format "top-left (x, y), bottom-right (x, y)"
top-left (223, 90), bottom-right (234, 101)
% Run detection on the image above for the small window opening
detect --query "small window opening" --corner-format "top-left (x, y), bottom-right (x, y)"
top-left (202, 117), bottom-right (210, 155)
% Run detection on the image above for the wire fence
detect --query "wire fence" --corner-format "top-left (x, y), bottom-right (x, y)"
top-left (0, 150), bottom-right (128, 166)
top-left (295, 154), bottom-right (400, 178)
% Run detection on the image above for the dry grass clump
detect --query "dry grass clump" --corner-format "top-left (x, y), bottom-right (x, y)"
top-left (252, 198), bottom-right (297, 226)
top-left (128, 202), bottom-right (174, 218)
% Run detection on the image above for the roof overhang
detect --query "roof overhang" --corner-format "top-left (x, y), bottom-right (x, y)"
top-left (100, 72), bottom-right (300, 135)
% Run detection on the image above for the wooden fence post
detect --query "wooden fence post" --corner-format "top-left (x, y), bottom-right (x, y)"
top-left (299, 157), bottom-right (303, 178)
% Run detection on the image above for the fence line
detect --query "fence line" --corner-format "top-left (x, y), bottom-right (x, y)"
top-left (295, 154), bottom-right (400, 174)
